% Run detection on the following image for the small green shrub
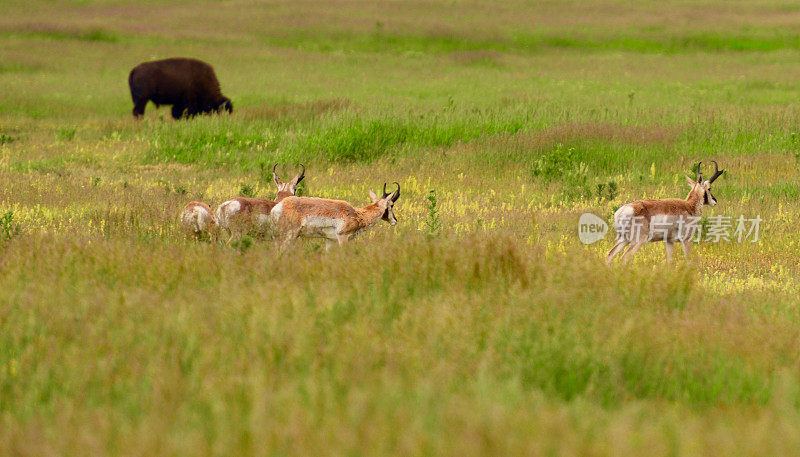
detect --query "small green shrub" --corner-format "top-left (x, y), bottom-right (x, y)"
top-left (231, 235), bottom-right (254, 253)
top-left (239, 183), bottom-right (256, 198)
top-left (0, 210), bottom-right (19, 242)
top-left (595, 180), bottom-right (618, 202)
top-left (531, 143), bottom-right (583, 181)
top-left (57, 127), bottom-right (77, 141)
top-left (787, 132), bottom-right (800, 160)
top-left (425, 189), bottom-right (441, 237)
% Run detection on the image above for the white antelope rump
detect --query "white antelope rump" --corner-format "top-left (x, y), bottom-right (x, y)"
top-left (215, 164), bottom-right (304, 243)
top-left (179, 201), bottom-right (218, 240)
top-left (271, 182), bottom-right (400, 251)
top-left (606, 161), bottom-right (724, 265)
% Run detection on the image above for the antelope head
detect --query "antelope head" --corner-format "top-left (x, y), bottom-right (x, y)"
top-left (273, 163), bottom-right (305, 200)
top-left (686, 160), bottom-right (725, 206)
top-left (368, 182), bottom-right (400, 226)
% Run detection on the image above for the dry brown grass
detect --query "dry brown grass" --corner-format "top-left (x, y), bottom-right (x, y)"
top-left (2, 0), bottom-right (800, 455)
top-left (239, 98), bottom-right (353, 121)
top-left (448, 50), bottom-right (503, 66)
top-left (536, 122), bottom-right (680, 146)
top-left (6, 0), bottom-right (800, 48)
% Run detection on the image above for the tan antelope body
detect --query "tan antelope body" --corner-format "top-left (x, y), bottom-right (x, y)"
top-left (179, 201), bottom-right (218, 240)
top-left (216, 164), bottom-right (304, 242)
top-left (607, 161), bottom-right (724, 264)
top-left (271, 182), bottom-right (400, 250)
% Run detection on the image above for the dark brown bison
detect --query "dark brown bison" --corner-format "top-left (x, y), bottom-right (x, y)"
top-left (128, 58), bottom-right (233, 119)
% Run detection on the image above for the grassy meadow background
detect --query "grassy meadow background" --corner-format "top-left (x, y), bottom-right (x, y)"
top-left (3, 0), bottom-right (800, 455)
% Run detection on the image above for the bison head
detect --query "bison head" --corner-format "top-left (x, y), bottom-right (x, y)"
top-left (218, 98), bottom-right (233, 114)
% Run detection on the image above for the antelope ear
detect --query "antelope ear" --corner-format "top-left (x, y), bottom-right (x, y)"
top-left (685, 175), bottom-right (696, 186)
top-left (368, 189), bottom-right (379, 202)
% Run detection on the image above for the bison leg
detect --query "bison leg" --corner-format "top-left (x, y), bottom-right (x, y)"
top-left (132, 99), bottom-right (147, 118)
top-left (186, 104), bottom-right (202, 118)
top-left (171, 104), bottom-right (188, 119)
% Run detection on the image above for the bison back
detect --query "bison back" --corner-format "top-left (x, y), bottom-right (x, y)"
top-left (128, 58), bottom-right (224, 108)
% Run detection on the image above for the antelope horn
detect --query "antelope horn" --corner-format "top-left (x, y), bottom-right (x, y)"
top-left (708, 160), bottom-right (725, 184)
top-left (382, 182), bottom-right (389, 199)
top-left (273, 163), bottom-right (281, 185)
top-left (294, 163), bottom-right (305, 184)
top-left (696, 161), bottom-right (703, 183)
top-left (391, 181), bottom-right (400, 202)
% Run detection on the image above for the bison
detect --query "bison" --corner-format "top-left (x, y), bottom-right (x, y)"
top-left (128, 58), bottom-right (233, 119)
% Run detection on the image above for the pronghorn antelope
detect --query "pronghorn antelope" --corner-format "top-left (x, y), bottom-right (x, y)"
top-left (179, 201), bottom-right (218, 240)
top-left (271, 182), bottom-right (400, 250)
top-left (215, 164), bottom-right (304, 242)
top-left (606, 161), bottom-right (724, 264)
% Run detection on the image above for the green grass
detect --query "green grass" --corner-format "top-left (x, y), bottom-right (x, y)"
top-left (0, 27), bottom-right (120, 43)
top-left (3, 0), bottom-right (800, 455)
top-left (263, 28), bottom-right (800, 55)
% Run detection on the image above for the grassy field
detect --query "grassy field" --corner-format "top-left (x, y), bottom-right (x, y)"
top-left (3, 0), bottom-right (800, 455)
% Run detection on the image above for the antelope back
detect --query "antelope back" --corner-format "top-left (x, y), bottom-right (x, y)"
top-left (273, 197), bottom-right (356, 225)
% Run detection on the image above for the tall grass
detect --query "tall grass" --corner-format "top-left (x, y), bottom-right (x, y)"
top-left (263, 29), bottom-right (800, 55)
top-left (3, 0), bottom-right (800, 455)
top-left (141, 109), bottom-right (527, 166)
top-left (0, 232), bottom-right (793, 456)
